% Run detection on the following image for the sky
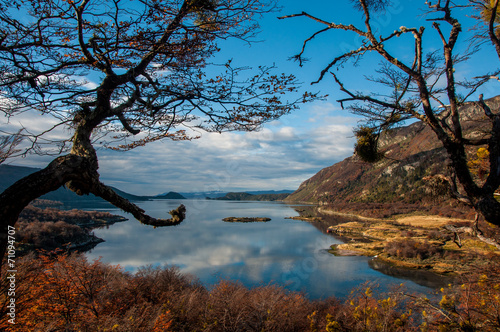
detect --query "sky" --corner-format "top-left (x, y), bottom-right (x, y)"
top-left (4, 0), bottom-right (499, 195)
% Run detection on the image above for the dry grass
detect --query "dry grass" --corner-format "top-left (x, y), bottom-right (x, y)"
top-left (394, 215), bottom-right (467, 228)
top-left (327, 212), bottom-right (500, 274)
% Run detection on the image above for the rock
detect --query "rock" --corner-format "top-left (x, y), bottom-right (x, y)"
top-left (222, 217), bottom-right (271, 222)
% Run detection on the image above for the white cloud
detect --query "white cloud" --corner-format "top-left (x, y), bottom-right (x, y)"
top-left (3, 100), bottom-right (358, 196)
top-left (93, 102), bottom-right (357, 195)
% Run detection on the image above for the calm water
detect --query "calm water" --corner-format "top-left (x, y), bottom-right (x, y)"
top-left (85, 199), bottom-right (440, 299)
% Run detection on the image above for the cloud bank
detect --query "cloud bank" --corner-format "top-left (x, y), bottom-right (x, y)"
top-left (94, 102), bottom-right (358, 195)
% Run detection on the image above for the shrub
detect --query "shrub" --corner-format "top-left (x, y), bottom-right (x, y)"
top-left (3, 252), bottom-right (500, 331)
top-left (385, 239), bottom-right (442, 260)
top-left (17, 220), bottom-right (91, 251)
top-left (427, 230), bottom-right (452, 241)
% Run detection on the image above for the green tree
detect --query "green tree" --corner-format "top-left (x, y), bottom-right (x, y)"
top-left (282, 0), bottom-right (500, 225)
top-left (0, 0), bottom-right (317, 260)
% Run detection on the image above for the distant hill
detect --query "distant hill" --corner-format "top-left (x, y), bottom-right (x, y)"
top-left (245, 190), bottom-right (294, 195)
top-left (210, 192), bottom-right (290, 201)
top-left (176, 190), bottom-right (293, 199)
top-left (110, 187), bottom-right (150, 201)
top-left (285, 96), bottom-right (499, 205)
top-left (155, 192), bottom-right (186, 199)
top-left (162, 191), bottom-right (227, 199)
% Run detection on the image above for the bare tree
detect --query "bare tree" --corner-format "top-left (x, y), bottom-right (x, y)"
top-left (281, 0), bottom-right (500, 225)
top-left (0, 0), bottom-right (318, 260)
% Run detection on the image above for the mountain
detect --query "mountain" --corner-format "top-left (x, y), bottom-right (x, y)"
top-left (110, 187), bottom-right (150, 201)
top-left (176, 190), bottom-right (293, 199)
top-left (155, 191), bottom-right (186, 199)
top-left (285, 96), bottom-right (498, 205)
top-left (209, 192), bottom-right (290, 201)
top-left (168, 191), bottom-right (228, 199)
top-left (245, 190), bottom-right (294, 195)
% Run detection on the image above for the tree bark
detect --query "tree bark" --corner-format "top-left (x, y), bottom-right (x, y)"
top-left (476, 195), bottom-right (500, 225)
top-left (0, 155), bottom-right (92, 260)
top-left (91, 181), bottom-right (186, 227)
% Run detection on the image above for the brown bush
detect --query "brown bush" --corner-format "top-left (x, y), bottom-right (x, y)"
top-left (3, 253), bottom-right (500, 331)
top-left (19, 205), bottom-right (117, 224)
top-left (17, 220), bottom-right (90, 249)
top-left (324, 201), bottom-right (476, 220)
top-left (427, 230), bottom-right (452, 242)
top-left (13, 204), bottom-right (125, 254)
top-left (385, 239), bottom-right (442, 260)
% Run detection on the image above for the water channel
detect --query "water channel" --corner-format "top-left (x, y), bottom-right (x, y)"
top-left (85, 199), bottom-right (445, 299)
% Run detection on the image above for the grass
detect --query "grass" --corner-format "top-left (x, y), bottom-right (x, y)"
top-left (326, 214), bottom-right (500, 275)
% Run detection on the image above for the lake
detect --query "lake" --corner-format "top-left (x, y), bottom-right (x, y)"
top-left (85, 199), bottom-right (444, 299)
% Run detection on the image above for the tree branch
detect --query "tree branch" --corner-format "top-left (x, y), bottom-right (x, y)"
top-left (117, 113), bottom-right (140, 135)
top-left (445, 215), bottom-right (500, 250)
top-left (91, 181), bottom-right (185, 227)
top-left (488, 0), bottom-right (500, 58)
top-left (332, 72), bottom-right (426, 122)
top-left (478, 93), bottom-right (495, 119)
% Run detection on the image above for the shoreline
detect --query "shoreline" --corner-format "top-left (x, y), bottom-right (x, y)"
top-left (290, 206), bottom-right (500, 276)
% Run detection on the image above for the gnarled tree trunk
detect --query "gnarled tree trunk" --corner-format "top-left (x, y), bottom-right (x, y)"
top-left (0, 153), bottom-right (186, 260)
top-left (0, 120), bottom-right (186, 261)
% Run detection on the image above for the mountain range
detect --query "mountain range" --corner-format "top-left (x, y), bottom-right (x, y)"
top-left (208, 191), bottom-right (291, 201)
top-left (0, 164), bottom-right (292, 206)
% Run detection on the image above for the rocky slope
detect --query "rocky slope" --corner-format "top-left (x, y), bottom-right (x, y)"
top-left (285, 96), bottom-right (499, 205)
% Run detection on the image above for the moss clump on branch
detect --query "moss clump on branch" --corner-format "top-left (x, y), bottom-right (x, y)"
top-left (354, 127), bottom-right (383, 163)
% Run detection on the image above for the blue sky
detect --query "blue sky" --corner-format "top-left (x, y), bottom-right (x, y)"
top-left (6, 0), bottom-right (500, 195)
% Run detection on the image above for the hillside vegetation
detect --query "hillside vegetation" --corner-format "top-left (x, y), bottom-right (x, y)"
top-left (15, 203), bottom-right (126, 254)
top-left (210, 192), bottom-right (290, 201)
top-left (285, 97), bottom-right (499, 207)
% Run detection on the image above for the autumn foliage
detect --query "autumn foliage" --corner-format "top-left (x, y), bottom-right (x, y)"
top-left (13, 205), bottom-right (123, 253)
top-left (2, 253), bottom-right (500, 331)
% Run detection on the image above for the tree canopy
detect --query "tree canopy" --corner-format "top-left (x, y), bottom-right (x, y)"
top-left (0, 0), bottom-right (312, 152)
top-left (0, 0), bottom-right (318, 260)
top-left (281, 0), bottom-right (500, 224)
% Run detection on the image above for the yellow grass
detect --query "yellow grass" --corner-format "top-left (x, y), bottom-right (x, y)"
top-left (394, 215), bottom-right (468, 228)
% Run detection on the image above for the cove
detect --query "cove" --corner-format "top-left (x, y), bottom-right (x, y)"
top-left (85, 199), bottom-right (442, 299)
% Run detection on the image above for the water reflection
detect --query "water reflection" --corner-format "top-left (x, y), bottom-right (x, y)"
top-left (368, 258), bottom-right (452, 289)
top-left (86, 199), bottom-right (434, 299)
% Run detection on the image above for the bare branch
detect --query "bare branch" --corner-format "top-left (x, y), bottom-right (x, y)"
top-left (91, 182), bottom-right (185, 227)
top-left (478, 93), bottom-right (495, 119)
top-left (285, 0), bottom-right (500, 223)
top-left (488, 0), bottom-right (500, 57)
top-left (117, 113), bottom-right (140, 135)
top-left (0, 131), bottom-right (22, 164)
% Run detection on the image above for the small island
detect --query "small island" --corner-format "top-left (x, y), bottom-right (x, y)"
top-left (222, 217), bottom-right (271, 223)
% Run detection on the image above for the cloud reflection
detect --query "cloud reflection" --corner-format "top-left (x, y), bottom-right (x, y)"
top-left (86, 200), bottom-right (432, 299)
